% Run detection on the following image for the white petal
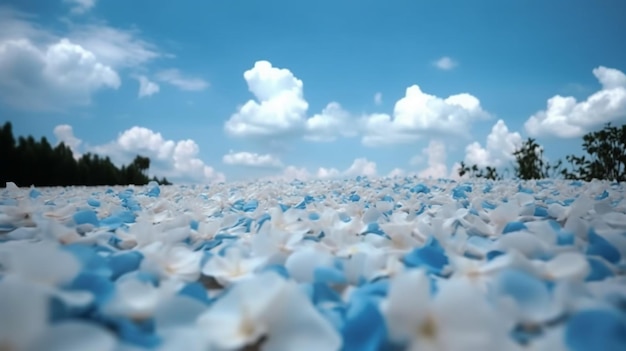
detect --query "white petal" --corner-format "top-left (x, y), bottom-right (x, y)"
top-left (262, 281), bottom-right (342, 351)
top-left (384, 269), bottom-right (431, 342)
top-left (27, 321), bottom-right (116, 351)
top-left (544, 252), bottom-right (590, 281)
top-left (0, 277), bottom-right (49, 349)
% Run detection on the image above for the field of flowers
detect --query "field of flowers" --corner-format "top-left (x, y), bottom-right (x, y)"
top-left (1, 177), bottom-right (625, 351)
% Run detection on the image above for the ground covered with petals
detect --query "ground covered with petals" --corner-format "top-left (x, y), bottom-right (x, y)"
top-left (1, 177), bottom-right (625, 351)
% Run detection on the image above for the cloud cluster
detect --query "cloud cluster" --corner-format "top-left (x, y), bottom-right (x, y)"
top-left (0, 37), bottom-right (120, 110)
top-left (361, 85), bottom-right (490, 146)
top-left (89, 126), bottom-right (224, 183)
top-left (225, 61), bottom-right (489, 148)
top-left (269, 158), bottom-right (378, 182)
top-left (524, 66), bottom-right (626, 138)
top-left (0, 6), bottom-right (208, 109)
top-left (53, 124), bottom-right (83, 159)
top-left (222, 151), bottom-right (283, 168)
top-left (465, 119), bottom-right (523, 168)
top-left (224, 61), bottom-right (309, 138)
top-left (305, 102), bottom-right (356, 142)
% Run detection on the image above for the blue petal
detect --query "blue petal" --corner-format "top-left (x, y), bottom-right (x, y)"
top-left (502, 221), bottom-right (527, 234)
top-left (63, 244), bottom-right (112, 278)
top-left (107, 251), bottom-right (144, 280)
top-left (179, 282), bottom-right (212, 305)
top-left (403, 239), bottom-right (449, 275)
top-left (262, 264), bottom-right (290, 279)
top-left (410, 184), bottom-right (430, 194)
top-left (87, 198), bottom-right (101, 207)
top-left (587, 229), bottom-right (621, 264)
top-left (29, 188), bottom-right (41, 199)
top-left (311, 282), bottom-right (343, 305)
top-left (586, 257), bottom-right (614, 282)
top-left (314, 266), bottom-right (347, 285)
top-left (341, 298), bottom-right (387, 351)
top-left (533, 206), bottom-right (548, 217)
top-left (565, 309), bottom-right (626, 351)
top-left (243, 199), bottom-right (258, 212)
top-left (68, 272), bottom-right (115, 307)
top-left (495, 269), bottom-right (550, 310)
top-left (486, 250), bottom-right (505, 261)
top-left (73, 210), bottom-right (100, 227)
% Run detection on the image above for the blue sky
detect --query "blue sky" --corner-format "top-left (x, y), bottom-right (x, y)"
top-left (1, 0), bottom-right (625, 183)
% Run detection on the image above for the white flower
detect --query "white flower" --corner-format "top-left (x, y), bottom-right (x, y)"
top-left (384, 269), bottom-right (517, 351)
top-left (141, 243), bottom-right (203, 282)
top-left (201, 246), bottom-right (267, 286)
top-left (197, 271), bottom-right (341, 351)
top-left (103, 274), bottom-right (179, 321)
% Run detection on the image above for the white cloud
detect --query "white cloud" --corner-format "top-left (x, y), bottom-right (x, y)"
top-left (91, 126), bottom-right (224, 183)
top-left (0, 38), bottom-right (120, 110)
top-left (464, 119), bottom-right (523, 168)
top-left (344, 158), bottom-right (378, 177)
top-left (53, 124), bottom-right (82, 159)
top-left (305, 102), bottom-right (356, 142)
top-left (137, 75), bottom-right (159, 98)
top-left (155, 69), bottom-right (209, 91)
top-left (269, 157), bottom-right (378, 182)
top-left (0, 6), bottom-right (164, 111)
top-left (68, 24), bottom-right (161, 69)
top-left (434, 56), bottom-right (457, 70)
top-left (361, 85), bottom-right (489, 146)
top-left (64, 0), bottom-right (97, 14)
top-left (222, 151), bottom-right (283, 168)
top-left (416, 140), bottom-right (449, 179)
top-left (387, 168), bottom-right (406, 178)
top-left (225, 60), bottom-right (309, 138)
top-left (277, 166), bottom-right (311, 181)
top-left (316, 167), bottom-right (341, 180)
top-left (374, 92), bottom-right (383, 105)
top-left (524, 66), bottom-right (626, 138)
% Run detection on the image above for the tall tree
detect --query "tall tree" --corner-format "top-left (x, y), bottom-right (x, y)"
top-left (0, 122), bottom-right (172, 187)
top-left (562, 123), bottom-right (626, 182)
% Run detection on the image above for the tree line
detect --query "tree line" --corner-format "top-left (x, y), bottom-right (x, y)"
top-left (458, 122), bottom-right (626, 182)
top-left (0, 122), bottom-right (172, 187)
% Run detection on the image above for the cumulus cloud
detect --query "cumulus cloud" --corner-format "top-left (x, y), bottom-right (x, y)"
top-left (416, 140), bottom-right (449, 179)
top-left (387, 168), bottom-right (406, 178)
top-left (374, 92), bottom-right (383, 105)
top-left (0, 6), bottom-right (166, 111)
top-left (224, 60), bottom-right (309, 138)
top-left (222, 151), bottom-right (283, 168)
top-left (344, 158), bottom-right (378, 177)
top-left (268, 158), bottom-right (378, 182)
top-left (137, 75), bottom-right (159, 98)
top-left (64, 0), bottom-right (97, 14)
top-left (361, 85), bottom-right (489, 146)
top-left (91, 126), bottom-right (224, 183)
top-left (155, 69), bottom-right (209, 91)
top-left (53, 124), bottom-right (82, 159)
top-left (464, 119), bottom-right (523, 168)
top-left (0, 38), bottom-right (120, 110)
top-left (524, 66), bottom-right (626, 138)
top-left (305, 102), bottom-right (356, 142)
top-left (434, 56), bottom-right (457, 70)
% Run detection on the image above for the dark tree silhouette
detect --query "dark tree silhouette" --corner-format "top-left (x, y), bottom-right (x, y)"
top-left (511, 138), bottom-right (562, 180)
top-left (562, 123), bottom-right (626, 182)
top-left (0, 122), bottom-right (172, 187)
top-left (457, 124), bottom-right (626, 182)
